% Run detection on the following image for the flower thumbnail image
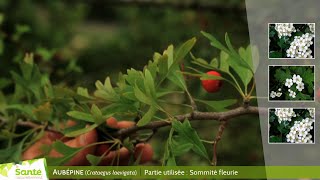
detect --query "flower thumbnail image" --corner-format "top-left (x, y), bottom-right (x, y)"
top-left (269, 23), bottom-right (315, 59)
top-left (269, 108), bottom-right (315, 144)
top-left (269, 66), bottom-right (314, 101)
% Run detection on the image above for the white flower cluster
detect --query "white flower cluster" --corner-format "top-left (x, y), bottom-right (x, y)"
top-left (286, 33), bottom-right (314, 58)
top-left (286, 118), bottom-right (314, 143)
top-left (270, 88), bottom-right (282, 98)
top-left (288, 89), bottom-right (296, 98)
top-left (275, 23), bottom-right (296, 38)
top-left (307, 108), bottom-right (315, 118)
top-left (274, 108), bottom-right (296, 123)
top-left (284, 74), bottom-right (304, 98)
top-left (308, 23), bottom-right (315, 34)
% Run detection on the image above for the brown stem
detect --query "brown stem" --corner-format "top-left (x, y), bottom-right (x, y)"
top-left (3, 106), bottom-right (261, 139)
top-left (212, 121), bottom-right (227, 166)
top-left (114, 106), bottom-right (259, 138)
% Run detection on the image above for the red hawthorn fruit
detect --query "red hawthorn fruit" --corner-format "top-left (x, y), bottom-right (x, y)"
top-left (106, 117), bottom-right (118, 129)
top-left (201, 71), bottom-right (222, 93)
top-left (134, 143), bottom-right (153, 164)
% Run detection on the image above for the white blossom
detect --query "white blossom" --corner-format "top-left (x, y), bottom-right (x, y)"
top-left (286, 33), bottom-right (314, 58)
top-left (275, 23), bottom-right (296, 38)
top-left (296, 82), bottom-right (304, 92)
top-left (286, 118), bottom-right (314, 144)
top-left (274, 108), bottom-right (296, 123)
top-left (307, 108), bottom-right (315, 119)
top-left (308, 23), bottom-right (315, 34)
top-left (285, 78), bottom-right (293, 88)
top-left (288, 89), bottom-right (296, 98)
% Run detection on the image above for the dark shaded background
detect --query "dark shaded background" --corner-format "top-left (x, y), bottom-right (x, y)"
top-left (0, 0), bottom-right (264, 166)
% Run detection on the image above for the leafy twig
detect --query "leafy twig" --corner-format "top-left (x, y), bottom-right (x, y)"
top-left (114, 106), bottom-right (259, 138)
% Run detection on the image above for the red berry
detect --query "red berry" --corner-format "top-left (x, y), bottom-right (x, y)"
top-left (201, 71), bottom-right (222, 93)
top-left (134, 143), bottom-right (153, 164)
top-left (106, 117), bottom-right (118, 129)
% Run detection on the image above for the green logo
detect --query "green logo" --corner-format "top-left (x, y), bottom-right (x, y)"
top-left (15, 168), bottom-right (42, 176)
top-left (0, 158), bottom-right (48, 180)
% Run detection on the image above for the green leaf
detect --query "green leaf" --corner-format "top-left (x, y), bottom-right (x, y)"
top-left (91, 104), bottom-right (104, 124)
top-left (229, 58), bottom-right (252, 88)
top-left (164, 45), bottom-right (174, 67)
top-left (46, 141), bottom-right (82, 165)
top-left (166, 153), bottom-right (177, 166)
top-left (167, 66), bottom-right (187, 90)
top-left (32, 102), bottom-right (52, 122)
top-left (225, 33), bottom-right (239, 57)
top-left (172, 119), bottom-right (209, 161)
top-left (0, 143), bottom-right (23, 163)
top-left (269, 51), bottom-right (282, 58)
top-left (77, 87), bottom-right (92, 98)
top-left (175, 37), bottom-right (196, 63)
top-left (274, 68), bottom-right (291, 83)
top-left (195, 99), bottom-right (237, 112)
top-left (101, 103), bottom-right (136, 117)
top-left (171, 136), bottom-right (193, 156)
top-left (64, 124), bottom-right (98, 137)
top-left (157, 38), bottom-right (196, 88)
top-left (67, 111), bottom-right (94, 122)
top-left (269, 136), bottom-right (282, 143)
top-left (62, 122), bottom-right (86, 135)
top-left (247, 45), bottom-right (259, 73)
top-left (125, 69), bottom-right (144, 87)
top-left (134, 85), bottom-right (152, 105)
top-left (156, 90), bottom-right (183, 98)
top-left (94, 77), bottom-right (120, 102)
top-left (158, 54), bottom-right (169, 78)
top-left (0, 131), bottom-right (33, 163)
top-left (86, 154), bottom-right (102, 166)
top-left (137, 106), bottom-right (156, 126)
top-left (219, 51), bottom-right (230, 73)
top-left (144, 69), bottom-right (156, 98)
top-left (202, 32), bottom-right (253, 75)
top-left (163, 128), bottom-right (176, 166)
top-left (6, 104), bottom-right (36, 119)
top-left (201, 31), bottom-right (229, 53)
top-left (190, 52), bottom-right (209, 65)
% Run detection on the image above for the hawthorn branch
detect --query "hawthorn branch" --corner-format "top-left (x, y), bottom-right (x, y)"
top-left (2, 106), bottom-right (261, 139)
top-left (114, 106), bottom-right (259, 138)
top-left (212, 120), bottom-right (227, 166)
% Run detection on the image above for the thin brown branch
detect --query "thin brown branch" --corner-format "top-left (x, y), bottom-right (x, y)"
top-left (16, 120), bottom-right (42, 129)
top-left (212, 120), bottom-right (227, 166)
top-left (2, 106), bottom-right (261, 139)
top-left (114, 106), bottom-right (259, 138)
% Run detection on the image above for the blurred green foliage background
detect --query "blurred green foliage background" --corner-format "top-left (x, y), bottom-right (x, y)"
top-left (0, 0), bottom-right (264, 166)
